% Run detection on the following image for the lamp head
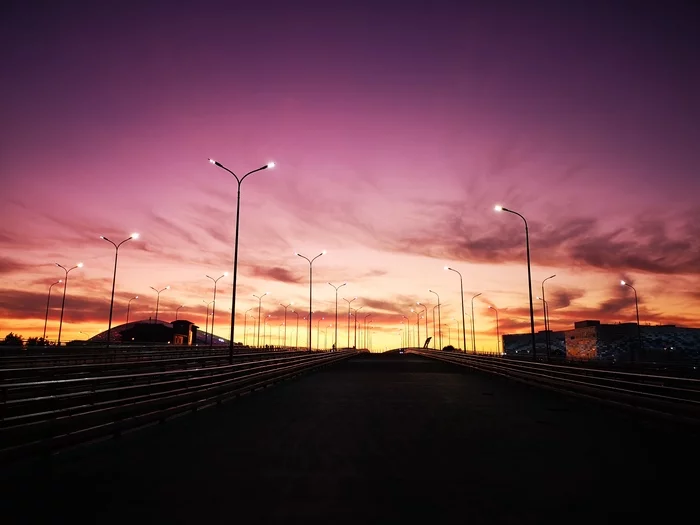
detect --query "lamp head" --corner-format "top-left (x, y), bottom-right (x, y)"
top-left (223, 271), bottom-right (229, 277)
top-left (58, 279), bottom-right (63, 283)
top-left (77, 262), bottom-right (84, 268)
top-left (135, 296), bottom-right (138, 299)
top-left (166, 285), bottom-right (170, 289)
top-left (131, 233), bottom-right (140, 240)
top-left (267, 161), bottom-right (275, 169)
top-left (620, 280), bottom-right (626, 286)
top-left (494, 205), bottom-right (503, 212)
top-left (321, 250), bottom-right (327, 255)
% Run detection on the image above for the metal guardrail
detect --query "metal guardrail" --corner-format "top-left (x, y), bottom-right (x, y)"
top-left (413, 350), bottom-right (700, 422)
top-left (0, 351), bottom-right (357, 463)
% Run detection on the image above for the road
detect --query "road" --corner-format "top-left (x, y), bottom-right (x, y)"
top-left (1, 353), bottom-right (697, 524)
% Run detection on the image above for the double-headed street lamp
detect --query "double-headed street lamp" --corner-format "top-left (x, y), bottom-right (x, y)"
top-left (206, 272), bottom-right (228, 348)
top-left (43, 279), bottom-right (62, 341)
top-left (429, 289), bottom-right (441, 350)
top-left (621, 280), bottom-right (642, 361)
top-left (296, 251), bottom-right (326, 352)
top-left (101, 233), bottom-right (139, 347)
top-left (489, 305), bottom-right (501, 355)
top-left (150, 285), bottom-right (170, 324)
top-left (209, 159), bottom-right (275, 360)
top-left (416, 302), bottom-right (428, 348)
top-left (280, 302), bottom-right (292, 347)
top-left (126, 296), bottom-right (138, 325)
top-left (471, 293), bottom-right (482, 354)
top-left (343, 297), bottom-right (357, 349)
top-left (56, 262), bottom-right (83, 347)
top-left (329, 282), bottom-right (347, 351)
top-left (253, 292), bottom-right (269, 348)
top-left (445, 266), bottom-right (467, 354)
top-left (495, 205), bottom-right (536, 360)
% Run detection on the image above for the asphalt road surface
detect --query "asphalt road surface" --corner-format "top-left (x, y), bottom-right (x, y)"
top-left (2, 353), bottom-right (697, 524)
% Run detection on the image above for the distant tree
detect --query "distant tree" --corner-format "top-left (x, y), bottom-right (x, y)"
top-left (26, 336), bottom-right (49, 347)
top-left (442, 345), bottom-right (456, 352)
top-left (3, 332), bottom-right (24, 346)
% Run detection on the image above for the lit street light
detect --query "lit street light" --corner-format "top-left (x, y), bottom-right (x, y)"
top-left (206, 272), bottom-right (228, 348)
top-left (202, 300), bottom-right (213, 344)
top-left (495, 205), bottom-right (536, 360)
top-left (56, 262), bottom-right (83, 347)
top-left (244, 307), bottom-right (254, 345)
top-left (176, 305), bottom-right (185, 320)
top-left (101, 233), bottom-right (139, 348)
top-left (402, 315), bottom-right (410, 348)
top-left (541, 274), bottom-right (556, 359)
top-left (316, 316), bottom-right (325, 350)
top-left (416, 302), bottom-right (428, 348)
top-left (445, 266), bottom-right (467, 354)
top-left (471, 293), bottom-right (482, 354)
top-left (126, 296), bottom-right (138, 325)
top-left (364, 313), bottom-right (372, 349)
top-left (352, 307), bottom-right (363, 348)
top-left (296, 250), bottom-right (326, 352)
top-left (209, 158), bottom-right (275, 361)
top-left (621, 280), bottom-right (642, 361)
top-left (280, 302), bottom-right (292, 347)
top-left (429, 289), bottom-right (441, 350)
top-left (343, 297), bottom-right (357, 349)
top-left (253, 292), bottom-right (269, 348)
top-left (411, 308), bottom-right (420, 347)
top-left (292, 310), bottom-right (300, 348)
top-left (149, 285), bottom-right (170, 324)
top-left (488, 306), bottom-right (501, 355)
top-left (43, 279), bottom-right (62, 341)
top-left (329, 282), bottom-right (347, 351)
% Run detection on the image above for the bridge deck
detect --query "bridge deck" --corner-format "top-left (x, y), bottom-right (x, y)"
top-left (1, 354), bottom-right (697, 523)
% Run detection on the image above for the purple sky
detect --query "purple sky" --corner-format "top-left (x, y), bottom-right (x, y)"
top-left (1, 1), bottom-right (699, 350)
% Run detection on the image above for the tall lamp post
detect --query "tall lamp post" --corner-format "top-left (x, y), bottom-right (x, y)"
top-left (209, 159), bottom-right (275, 360)
top-left (280, 302), bottom-right (292, 347)
top-left (253, 292), bottom-right (269, 348)
top-left (43, 279), bottom-right (62, 341)
top-left (244, 307), bottom-right (254, 345)
top-left (402, 315), bottom-right (410, 348)
top-left (471, 293), bottom-right (482, 354)
top-left (495, 205), bottom-right (536, 360)
top-left (202, 300), bottom-right (213, 344)
top-left (206, 272), bottom-right (228, 348)
top-left (176, 305), bottom-right (185, 320)
top-left (149, 285), bottom-right (170, 324)
top-left (101, 233), bottom-right (139, 348)
top-left (352, 307), bottom-right (363, 347)
top-left (292, 310), bottom-right (299, 348)
top-left (411, 309), bottom-right (420, 347)
top-left (343, 297), bottom-right (357, 349)
top-left (621, 280), bottom-right (642, 361)
top-left (429, 289), bottom-right (441, 349)
top-left (316, 316), bottom-right (325, 350)
top-left (541, 274), bottom-right (556, 359)
top-left (126, 296), bottom-right (138, 325)
top-left (445, 266), bottom-right (467, 354)
top-left (416, 302), bottom-right (428, 348)
top-left (296, 251), bottom-right (326, 352)
top-left (329, 282), bottom-right (347, 351)
top-left (56, 262), bottom-right (83, 347)
top-left (488, 306), bottom-right (501, 355)
top-left (364, 313), bottom-right (372, 349)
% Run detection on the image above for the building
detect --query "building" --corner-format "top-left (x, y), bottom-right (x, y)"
top-left (502, 331), bottom-right (565, 357)
top-left (120, 320), bottom-right (200, 345)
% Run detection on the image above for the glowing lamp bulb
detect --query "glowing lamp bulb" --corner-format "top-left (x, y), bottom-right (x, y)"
top-left (77, 262), bottom-right (84, 268)
top-left (494, 205), bottom-right (503, 211)
top-left (208, 158), bottom-right (216, 164)
top-left (620, 280), bottom-right (626, 286)
top-left (131, 233), bottom-right (140, 240)
top-left (267, 162), bottom-right (276, 169)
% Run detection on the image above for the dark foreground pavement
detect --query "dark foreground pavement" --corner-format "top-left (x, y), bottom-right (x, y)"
top-left (2, 353), bottom-right (698, 524)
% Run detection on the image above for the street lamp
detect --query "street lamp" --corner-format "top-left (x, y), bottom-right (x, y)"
top-left (329, 282), bottom-right (347, 351)
top-left (343, 297), bottom-right (357, 349)
top-left (43, 279), bottom-right (62, 341)
top-left (402, 315), bottom-right (410, 348)
top-left (316, 316), bottom-right (325, 350)
top-left (280, 302), bottom-right (292, 347)
top-left (202, 299), bottom-right (213, 344)
top-left (364, 313), bottom-right (372, 349)
top-left (126, 296), bottom-right (138, 325)
top-left (429, 289), bottom-right (441, 350)
top-left (471, 293), bottom-right (482, 354)
top-left (101, 233), bottom-right (139, 347)
top-left (292, 310), bottom-right (300, 348)
top-left (621, 280), bottom-right (642, 361)
top-left (296, 250), bottom-right (325, 352)
top-left (253, 292), bottom-right (269, 348)
top-left (352, 307), bottom-right (363, 347)
top-left (541, 274), bottom-right (556, 359)
top-left (209, 158), bottom-right (275, 360)
top-left (206, 272), bottom-right (228, 348)
top-left (495, 205), bottom-right (537, 360)
top-left (411, 308), bottom-right (420, 347)
top-left (149, 285), bottom-right (170, 324)
top-left (264, 314), bottom-right (272, 347)
top-left (176, 305), bottom-right (185, 320)
top-left (416, 302), bottom-right (428, 348)
top-left (244, 307), bottom-right (254, 345)
top-left (445, 266), bottom-right (467, 354)
top-left (56, 262), bottom-right (83, 347)
top-left (489, 306), bottom-right (501, 355)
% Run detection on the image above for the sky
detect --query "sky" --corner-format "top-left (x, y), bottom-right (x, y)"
top-left (1, 0), bottom-right (699, 351)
